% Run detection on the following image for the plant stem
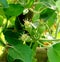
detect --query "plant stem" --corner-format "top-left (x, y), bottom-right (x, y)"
top-left (39, 39), bottom-right (60, 41)
top-left (37, 41), bottom-right (44, 46)
top-left (55, 11), bottom-right (60, 38)
top-left (3, 19), bottom-right (8, 33)
top-left (55, 22), bottom-right (59, 38)
top-left (29, 7), bottom-right (46, 14)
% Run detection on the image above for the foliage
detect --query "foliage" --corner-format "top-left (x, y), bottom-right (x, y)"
top-left (0, 0), bottom-right (60, 62)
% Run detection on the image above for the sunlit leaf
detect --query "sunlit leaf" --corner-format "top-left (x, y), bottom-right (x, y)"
top-left (3, 4), bottom-right (24, 17)
top-left (47, 46), bottom-right (60, 62)
top-left (53, 43), bottom-right (60, 57)
top-left (56, 0), bottom-right (60, 11)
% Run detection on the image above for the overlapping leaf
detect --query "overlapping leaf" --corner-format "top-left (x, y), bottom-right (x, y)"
top-left (19, 0), bottom-right (34, 8)
top-left (4, 30), bottom-right (33, 62)
top-left (47, 46), bottom-right (60, 62)
top-left (3, 4), bottom-right (24, 17)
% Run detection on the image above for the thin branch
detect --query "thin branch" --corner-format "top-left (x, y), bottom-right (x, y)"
top-left (55, 22), bottom-right (59, 38)
top-left (55, 12), bottom-right (60, 38)
top-left (29, 7), bottom-right (46, 14)
top-left (39, 39), bottom-right (60, 41)
top-left (37, 41), bottom-right (44, 46)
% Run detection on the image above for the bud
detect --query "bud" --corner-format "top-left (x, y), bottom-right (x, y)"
top-left (21, 34), bottom-right (28, 42)
top-left (24, 21), bottom-right (32, 33)
top-left (21, 34), bottom-right (32, 44)
top-left (24, 21), bottom-right (31, 26)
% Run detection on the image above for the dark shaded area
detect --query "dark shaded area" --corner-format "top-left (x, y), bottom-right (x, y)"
top-left (40, 8), bottom-right (55, 21)
top-left (14, 59), bottom-right (23, 62)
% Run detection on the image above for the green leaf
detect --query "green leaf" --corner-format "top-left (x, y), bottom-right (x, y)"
top-left (19, 0), bottom-right (34, 8)
top-left (53, 43), bottom-right (60, 57)
top-left (37, 24), bottom-right (46, 34)
top-left (40, 8), bottom-right (55, 19)
top-left (4, 30), bottom-right (19, 45)
top-left (8, 42), bottom-right (33, 62)
top-left (46, 12), bottom-right (57, 27)
top-left (7, 16), bottom-right (16, 28)
top-left (47, 47), bottom-right (60, 62)
top-left (0, 16), bottom-right (3, 26)
top-left (32, 2), bottom-right (46, 22)
top-left (57, 32), bottom-right (60, 39)
top-left (7, 55), bottom-right (13, 62)
top-left (3, 4), bottom-right (24, 17)
top-left (0, 0), bottom-right (8, 8)
top-left (40, 0), bottom-right (56, 10)
top-left (34, 2), bottom-right (46, 11)
top-left (26, 0), bottom-right (34, 8)
top-left (0, 8), bottom-right (5, 16)
top-left (32, 13), bottom-right (40, 22)
top-left (56, 0), bottom-right (60, 11)
top-left (4, 30), bottom-right (33, 62)
top-left (0, 41), bottom-right (5, 57)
